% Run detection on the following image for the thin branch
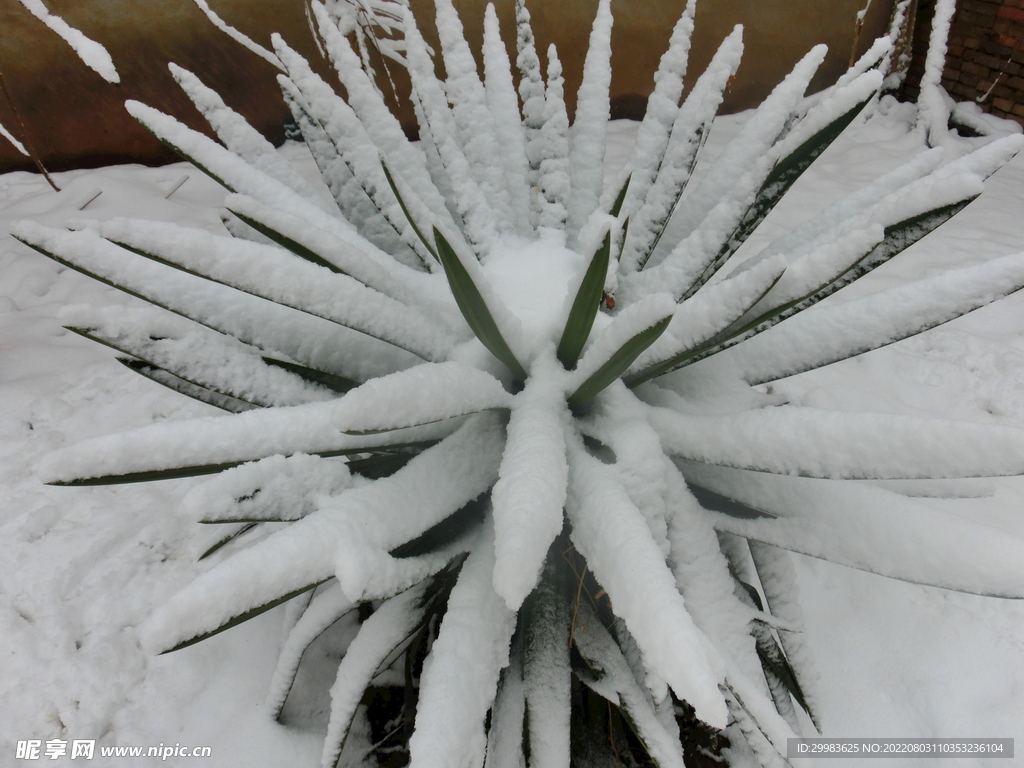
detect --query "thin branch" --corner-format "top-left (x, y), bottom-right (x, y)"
top-left (0, 67), bottom-right (60, 191)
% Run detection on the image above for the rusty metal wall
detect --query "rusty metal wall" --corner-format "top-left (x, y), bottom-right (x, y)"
top-left (0, 0), bottom-right (895, 175)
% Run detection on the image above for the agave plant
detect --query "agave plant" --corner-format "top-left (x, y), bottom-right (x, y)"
top-left (11, 0), bottom-right (1024, 765)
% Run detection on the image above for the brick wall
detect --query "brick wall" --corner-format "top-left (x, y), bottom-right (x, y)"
top-left (906, 0), bottom-right (1024, 126)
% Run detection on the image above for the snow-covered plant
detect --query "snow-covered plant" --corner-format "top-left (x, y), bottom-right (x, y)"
top-left (11, 0), bottom-right (1024, 765)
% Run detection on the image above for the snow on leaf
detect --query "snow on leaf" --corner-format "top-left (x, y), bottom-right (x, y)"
top-left (169, 63), bottom-right (329, 208)
top-left (564, 434), bottom-right (728, 729)
top-left (572, 607), bottom-right (686, 768)
top-left (404, 8), bottom-right (499, 253)
top-left (11, 220), bottom-right (413, 384)
top-left (190, 0), bottom-right (283, 69)
top-left (408, 520), bottom-right (517, 768)
top-left (649, 403), bottom-right (1024, 480)
top-left (491, 357), bottom-right (569, 611)
top-left (682, 461), bottom-right (1024, 598)
top-left (433, 0), bottom-right (513, 233)
top-left (16, 0), bottom-right (120, 83)
top-left (648, 44), bottom-right (826, 268)
top-left (93, 218), bottom-right (453, 361)
top-left (626, 255), bottom-right (786, 384)
top-left (37, 400), bottom-right (456, 486)
top-left (523, 559), bottom-right (572, 768)
top-left (700, 250), bottom-right (1024, 386)
top-left (333, 361), bottom-right (512, 435)
top-left (61, 304), bottom-right (334, 408)
top-left (184, 453), bottom-right (354, 524)
top-left (268, 581), bottom-right (356, 721)
top-left (566, 0), bottom-right (612, 242)
top-left (321, 581), bottom-right (430, 768)
top-left (140, 416), bottom-right (501, 653)
top-left (618, 26), bottom-right (743, 274)
top-left (620, 0), bottom-right (696, 219)
top-left (538, 46), bottom-right (572, 231)
top-left (483, 4), bottom-right (532, 235)
top-left (312, 1), bottom-right (458, 231)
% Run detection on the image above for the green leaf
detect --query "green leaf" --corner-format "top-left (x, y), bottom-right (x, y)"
top-left (557, 231), bottom-right (611, 369)
top-left (67, 325), bottom-right (282, 409)
top-left (609, 173), bottom-right (631, 218)
top-left (624, 268), bottom-right (784, 387)
top-left (48, 442), bottom-right (439, 486)
top-left (199, 522), bottom-right (259, 560)
top-left (679, 97), bottom-right (873, 300)
top-left (198, 516), bottom-right (300, 524)
top-left (633, 121), bottom-right (709, 271)
top-left (103, 235), bottom-right (440, 361)
top-left (568, 316), bottom-right (672, 408)
top-left (14, 233), bottom-right (358, 381)
top-left (346, 450), bottom-right (421, 479)
top-left (162, 579), bottom-right (330, 653)
top-left (118, 359), bottom-right (257, 414)
top-left (753, 620), bottom-right (814, 724)
top-left (382, 160), bottom-right (439, 263)
top-left (390, 495), bottom-right (487, 558)
top-left (261, 357), bottom-right (359, 394)
top-left (433, 227), bottom-right (527, 381)
top-left (687, 483), bottom-right (773, 520)
top-left (226, 208), bottom-right (346, 274)
top-left (666, 195), bottom-right (980, 375)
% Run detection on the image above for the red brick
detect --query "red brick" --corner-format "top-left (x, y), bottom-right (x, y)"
top-left (1008, 74), bottom-right (1024, 87)
top-left (961, 61), bottom-right (987, 75)
top-left (996, 34), bottom-right (1021, 49)
top-left (960, 72), bottom-right (982, 86)
top-left (949, 44), bottom-right (965, 56)
top-left (943, 67), bottom-right (962, 82)
top-left (1013, 103), bottom-right (1024, 116)
top-left (951, 82), bottom-right (975, 98)
top-left (984, 38), bottom-right (1016, 56)
top-left (993, 96), bottom-right (1015, 110)
top-left (977, 52), bottom-right (1008, 68)
top-left (965, 36), bottom-right (982, 48)
top-left (998, 4), bottom-right (1024, 21)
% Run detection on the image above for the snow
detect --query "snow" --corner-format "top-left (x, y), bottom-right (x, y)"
top-left (571, 608), bottom-right (686, 768)
top-left (0, 121), bottom-right (28, 156)
top-left (320, 582), bottom-right (425, 768)
top-left (537, 46), bottom-right (571, 231)
top-left (565, 433), bottom-right (728, 728)
top-left (490, 354), bottom-right (568, 610)
top-left (483, 5), bottom-right (532, 236)
top-left (617, 25), bottom-right (743, 275)
top-left (403, 8), bottom-right (499, 253)
top-left (3, 78), bottom-right (1024, 768)
top-left (680, 460), bottom-right (1024, 599)
top-left (15, 0), bottom-right (120, 83)
top-left (566, 0), bottom-right (612, 242)
top-left (407, 519), bottom-right (517, 768)
top-left (332, 361), bottom-right (512, 434)
top-left (189, 0), bottom-right (283, 70)
top-left (915, 0), bottom-right (957, 148)
top-left (650, 401), bottom-right (1024, 480)
top-left (522, 571), bottom-right (571, 768)
top-left (619, 0), bottom-right (696, 221)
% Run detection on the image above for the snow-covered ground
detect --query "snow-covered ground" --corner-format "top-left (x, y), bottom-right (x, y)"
top-left (2, 100), bottom-right (1023, 767)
